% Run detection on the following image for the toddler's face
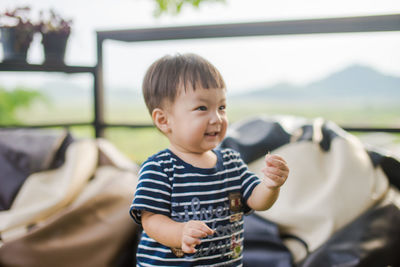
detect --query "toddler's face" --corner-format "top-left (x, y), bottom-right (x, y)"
top-left (166, 86), bottom-right (228, 154)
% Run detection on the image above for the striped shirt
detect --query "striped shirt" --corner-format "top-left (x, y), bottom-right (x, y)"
top-left (130, 148), bottom-right (261, 267)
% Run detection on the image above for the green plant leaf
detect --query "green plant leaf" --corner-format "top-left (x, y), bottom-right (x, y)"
top-left (0, 87), bottom-right (45, 124)
top-left (152, 0), bottom-right (226, 16)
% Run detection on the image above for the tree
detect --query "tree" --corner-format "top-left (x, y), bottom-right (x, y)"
top-left (153, 0), bottom-right (226, 16)
top-left (0, 87), bottom-right (44, 124)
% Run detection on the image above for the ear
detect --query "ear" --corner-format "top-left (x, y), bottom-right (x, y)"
top-left (152, 108), bottom-right (170, 134)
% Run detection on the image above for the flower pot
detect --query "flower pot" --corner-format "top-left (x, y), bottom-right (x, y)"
top-left (41, 32), bottom-right (69, 65)
top-left (0, 26), bottom-right (34, 63)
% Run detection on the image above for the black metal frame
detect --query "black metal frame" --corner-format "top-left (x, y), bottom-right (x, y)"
top-left (0, 62), bottom-right (96, 131)
top-left (1, 14), bottom-right (400, 137)
top-left (95, 13), bottom-right (400, 137)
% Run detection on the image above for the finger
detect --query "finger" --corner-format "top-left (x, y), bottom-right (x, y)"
top-left (262, 168), bottom-right (287, 185)
top-left (265, 153), bottom-right (287, 163)
top-left (262, 173), bottom-right (286, 188)
top-left (263, 176), bottom-right (282, 188)
top-left (182, 235), bottom-right (201, 247)
top-left (188, 221), bottom-right (214, 236)
top-left (187, 228), bottom-right (210, 238)
top-left (269, 153), bottom-right (287, 162)
top-left (181, 242), bottom-right (196, 254)
top-left (262, 170), bottom-right (285, 183)
top-left (182, 236), bottom-right (201, 254)
top-left (266, 155), bottom-right (287, 166)
top-left (264, 166), bottom-right (288, 178)
top-left (198, 222), bottom-right (214, 235)
top-left (266, 157), bottom-right (289, 171)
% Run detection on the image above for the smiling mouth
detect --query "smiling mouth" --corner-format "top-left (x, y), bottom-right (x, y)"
top-left (205, 132), bottom-right (219, 136)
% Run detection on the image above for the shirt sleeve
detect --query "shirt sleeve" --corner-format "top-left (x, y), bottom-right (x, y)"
top-left (231, 150), bottom-right (261, 214)
top-left (129, 159), bottom-right (172, 225)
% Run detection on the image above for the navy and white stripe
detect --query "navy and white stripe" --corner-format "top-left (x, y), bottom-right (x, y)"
top-left (130, 148), bottom-right (260, 266)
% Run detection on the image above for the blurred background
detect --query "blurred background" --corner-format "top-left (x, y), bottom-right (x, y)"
top-left (1, 0), bottom-right (400, 163)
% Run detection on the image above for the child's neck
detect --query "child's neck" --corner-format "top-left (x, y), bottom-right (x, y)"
top-left (169, 147), bottom-right (217, 169)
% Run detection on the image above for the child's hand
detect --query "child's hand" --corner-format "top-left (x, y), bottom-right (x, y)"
top-left (261, 153), bottom-right (289, 189)
top-left (181, 220), bottom-right (214, 253)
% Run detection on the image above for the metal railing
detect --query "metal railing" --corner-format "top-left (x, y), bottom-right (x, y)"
top-left (94, 13), bottom-right (400, 137)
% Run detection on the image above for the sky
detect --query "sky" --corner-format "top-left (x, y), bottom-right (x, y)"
top-left (1, 0), bottom-right (400, 94)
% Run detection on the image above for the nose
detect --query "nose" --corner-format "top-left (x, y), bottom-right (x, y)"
top-left (210, 110), bottom-right (223, 124)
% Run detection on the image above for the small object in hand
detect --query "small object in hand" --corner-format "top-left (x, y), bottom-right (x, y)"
top-left (171, 247), bottom-right (184, 257)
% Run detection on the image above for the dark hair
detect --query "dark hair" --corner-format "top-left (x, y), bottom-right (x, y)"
top-left (142, 53), bottom-right (226, 114)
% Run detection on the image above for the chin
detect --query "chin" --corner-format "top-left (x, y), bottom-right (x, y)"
top-left (203, 143), bottom-right (220, 151)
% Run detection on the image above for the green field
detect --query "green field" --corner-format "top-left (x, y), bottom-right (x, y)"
top-left (13, 98), bottom-right (400, 164)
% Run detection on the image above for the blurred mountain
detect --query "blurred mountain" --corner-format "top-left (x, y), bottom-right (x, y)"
top-left (233, 64), bottom-right (400, 103)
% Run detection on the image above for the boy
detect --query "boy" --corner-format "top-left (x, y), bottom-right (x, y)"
top-left (130, 53), bottom-right (289, 266)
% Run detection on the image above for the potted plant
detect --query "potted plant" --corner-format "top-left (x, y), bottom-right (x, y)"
top-left (0, 7), bottom-right (38, 63)
top-left (38, 9), bottom-right (72, 65)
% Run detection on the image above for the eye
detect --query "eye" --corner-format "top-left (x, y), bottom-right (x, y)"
top-left (196, 106), bottom-right (207, 111)
top-left (219, 105), bottom-right (226, 111)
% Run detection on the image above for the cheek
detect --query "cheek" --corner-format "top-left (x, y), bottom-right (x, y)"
top-left (224, 115), bottom-right (229, 126)
top-left (222, 114), bottom-right (228, 126)
top-left (221, 118), bottom-right (228, 135)
top-left (191, 118), bottom-right (208, 132)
